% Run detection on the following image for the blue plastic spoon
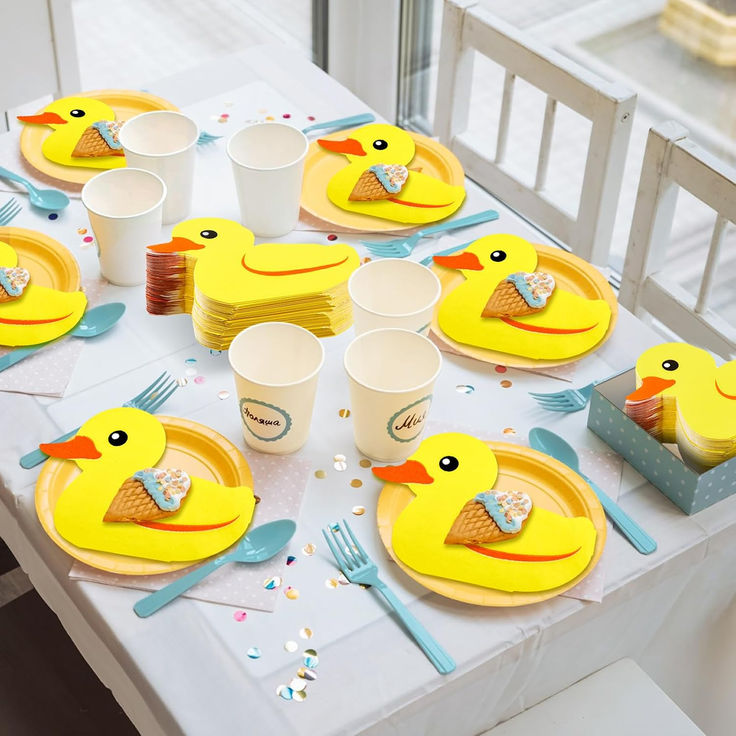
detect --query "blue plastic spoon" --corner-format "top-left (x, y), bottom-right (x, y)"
top-left (0, 166), bottom-right (70, 211)
top-left (133, 519), bottom-right (297, 617)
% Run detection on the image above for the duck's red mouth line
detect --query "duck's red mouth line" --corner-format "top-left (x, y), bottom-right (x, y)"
top-left (241, 255), bottom-right (349, 276)
top-left (0, 311), bottom-right (73, 325)
top-left (716, 379), bottom-right (736, 400)
top-left (133, 516), bottom-right (239, 532)
top-left (465, 543), bottom-right (581, 562)
top-left (387, 197), bottom-right (452, 208)
top-left (500, 317), bottom-right (598, 335)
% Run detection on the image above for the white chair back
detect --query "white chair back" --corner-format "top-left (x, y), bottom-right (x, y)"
top-left (0, 0), bottom-right (80, 130)
top-left (619, 121), bottom-right (736, 360)
top-left (434, 0), bottom-right (636, 266)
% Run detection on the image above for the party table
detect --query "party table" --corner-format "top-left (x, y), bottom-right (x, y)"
top-left (1, 45), bottom-right (734, 736)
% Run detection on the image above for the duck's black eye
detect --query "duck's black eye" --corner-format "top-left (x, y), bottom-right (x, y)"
top-left (490, 250), bottom-right (506, 262)
top-left (372, 139), bottom-right (388, 150)
top-left (70, 109), bottom-right (85, 118)
top-left (200, 230), bottom-right (217, 239)
top-left (108, 430), bottom-right (128, 446)
top-left (439, 455), bottom-right (459, 472)
top-left (662, 360), bottom-right (679, 371)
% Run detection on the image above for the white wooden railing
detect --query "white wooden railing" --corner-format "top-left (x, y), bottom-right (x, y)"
top-left (433, 0), bottom-right (636, 266)
top-left (619, 121), bottom-right (736, 360)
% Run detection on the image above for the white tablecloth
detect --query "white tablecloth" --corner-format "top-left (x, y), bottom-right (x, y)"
top-left (1, 45), bottom-right (734, 736)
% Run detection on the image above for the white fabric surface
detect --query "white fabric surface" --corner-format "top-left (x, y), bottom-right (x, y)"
top-left (0, 45), bottom-right (734, 736)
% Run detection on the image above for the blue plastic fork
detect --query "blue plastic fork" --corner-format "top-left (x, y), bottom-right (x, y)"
top-left (19, 372), bottom-right (179, 469)
top-left (362, 209), bottom-right (499, 258)
top-left (0, 197), bottom-right (22, 226)
top-left (529, 382), bottom-right (597, 413)
top-left (196, 131), bottom-right (222, 145)
top-left (322, 519), bottom-right (455, 675)
top-left (301, 113), bottom-right (375, 135)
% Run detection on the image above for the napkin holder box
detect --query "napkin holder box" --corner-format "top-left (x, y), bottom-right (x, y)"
top-left (587, 368), bottom-right (736, 514)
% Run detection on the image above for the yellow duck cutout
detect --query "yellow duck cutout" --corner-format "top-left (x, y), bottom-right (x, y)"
top-left (626, 343), bottom-right (736, 468)
top-left (40, 407), bottom-right (256, 562)
top-left (318, 123), bottom-right (465, 224)
top-left (0, 241), bottom-right (86, 346)
top-left (434, 234), bottom-right (612, 360)
top-left (373, 433), bottom-right (597, 592)
top-left (18, 96), bottom-right (126, 170)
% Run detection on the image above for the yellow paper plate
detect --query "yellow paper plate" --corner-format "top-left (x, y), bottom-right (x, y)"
top-left (300, 128), bottom-right (465, 233)
top-left (19, 89), bottom-right (178, 185)
top-left (431, 243), bottom-right (618, 368)
top-left (35, 416), bottom-right (253, 575)
top-left (0, 227), bottom-right (80, 291)
top-left (376, 442), bottom-right (606, 606)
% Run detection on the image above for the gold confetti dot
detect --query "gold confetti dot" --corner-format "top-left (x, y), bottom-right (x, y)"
top-left (503, 427), bottom-right (517, 435)
top-left (350, 478), bottom-right (363, 488)
top-left (285, 587), bottom-right (300, 600)
top-left (359, 458), bottom-right (372, 468)
top-left (352, 505), bottom-right (366, 516)
top-left (299, 627), bottom-right (313, 640)
top-left (314, 469), bottom-right (327, 479)
top-left (302, 543), bottom-right (316, 556)
top-left (263, 575), bottom-right (282, 590)
top-left (77, 227), bottom-right (87, 235)
top-left (325, 578), bottom-right (338, 589)
top-left (265, 115), bottom-right (275, 120)
top-left (500, 379), bottom-right (512, 388)
top-left (176, 377), bottom-right (188, 387)
top-left (284, 640), bottom-right (298, 652)
top-left (338, 408), bottom-right (351, 418)
top-left (292, 690), bottom-right (307, 702)
top-left (297, 667), bottom-right (318, 681)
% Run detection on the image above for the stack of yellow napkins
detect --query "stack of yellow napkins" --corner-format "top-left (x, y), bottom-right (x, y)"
top-left (145, 218), bottom-right (360, 350)
top-left (625, 342), bottom-right (736, 470)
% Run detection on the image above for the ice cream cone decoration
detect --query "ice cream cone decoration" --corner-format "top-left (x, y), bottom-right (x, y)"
top-left (0, 266), bottom-right (30, 302)
top-left (444, 490), bottom-right (532, 544)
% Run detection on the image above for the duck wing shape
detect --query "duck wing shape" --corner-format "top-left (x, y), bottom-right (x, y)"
top-left (104, 468), bottom-right (191, 523)
top-left (72, 121), bottom-right (125, 158)
top-left (445, 490), bottom-right (532, 545)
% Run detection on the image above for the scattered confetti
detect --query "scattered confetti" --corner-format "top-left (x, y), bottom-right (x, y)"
top-left (333, 454), bottom-right (347, 471)
top-left (352, 505), bottom-right (366, 516)
top-left (289, 676), bottom-right (306, 691)
top-left (77, 227), bottom-right (87, 235)
top-left (83, 236), bottom-right (94, 243)
top-left (350, 478), bottom-right (363, 488)
top-left (48, 213), bottom-right (58, 220)
top-left (286, 555), bottom-right (297, 566)
top-left (246, 647), bottom-right (261, 659)
top-left (263, 575), bottom-right (283, 590)
top-left (284, 640), bottom-right (298, 653)
top-left (500, 380), bottom-right (512, 388)
top-left (285, 586), bottom-right (300, 600)
top-left (217, 390), bottom-right (230, 400)
top-left (361, 256), bottom-right (372, 264)
top-left (337, 573), bottom-right (350, 585)
top-left (282, 113), bottom-right (291, 119)
top-left (233, 610), bottom-right (247, 622)
top-left (359, 459), bottom-right (372, 468)
top-left (265, 115), bottom-right (275, 121)
top-left (292, 690), bottom-right (307, 702)
top-left (495, 365), bottom-right (508, 373)
top-left (299, 627), bottom-right (313, 640)
top-left (325, 578), bottom-right (338, 589)
top-left (277, 685), bottom-right (293, 700)
top-left (185, 367), bottom-right (197, 376)
top-left (307, 115), bottom-right (316, 121)
top-left (193, 375), bottom-right (205, 385)
top-left (221, 113), bottom-right (230, 119)
top-left (176, 377), bottom-right (188, 387)
top-left (314, 469), bottom-right (327, 479)
top-left (503, 427), bottom-right (517, 435)
top-left (297, 667), bottom-right (317, 681)
top-left (303, 543), bottom-right (316, 556)
top-left (327, 234), bottom-right (337, 241)
top-left (209, 349), bottom-right (221, 356)
top-left (456, 384), bottom-right (475, 394)
top-left (303, 649), bottom-right (319, 668)
top-left (217, 115), bottom-right (228, 123)
top-left (338, 408), bottom-right (351, 418)
top-left (184, 358), bottom-right (197, 365)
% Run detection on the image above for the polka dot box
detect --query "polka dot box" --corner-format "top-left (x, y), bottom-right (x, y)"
top-left (587, 369), bottom-right (736, 515)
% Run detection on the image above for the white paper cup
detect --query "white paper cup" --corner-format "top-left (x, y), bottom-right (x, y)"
top-left (81, 168), bottom-right (166, 286)
top-left (228, 323), bottom-right (324, 454)
top-left (348, 259), bottom-right (441, 336)
top-left (118, 111), bottom-right (199, 225)
top-left (344, 328), bottom-right (442, 462)
top-left (227, 122), bottom-right (308, 237)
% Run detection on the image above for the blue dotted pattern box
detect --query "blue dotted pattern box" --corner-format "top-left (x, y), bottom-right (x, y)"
top-left (587, 369), bottom-right (736, 515)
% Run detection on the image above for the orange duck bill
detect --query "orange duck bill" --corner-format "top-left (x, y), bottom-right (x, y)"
top-left (317, 137), bottom-right (366, 156)
top-left (433, 252), bottom-right (483, 270)
top-left (17, 112), bottom-right (67, 125)
top-left (626, 376), bottom-right (676, 401)
top-left (40, 435), bottom-right (101, 459)
top-left (372, 459), bottom-right (434, 484)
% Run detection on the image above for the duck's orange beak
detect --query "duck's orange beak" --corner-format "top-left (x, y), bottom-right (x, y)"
top-left (627, 376), bottom-right (676, 401)
top-left (372, 459), bottom-right (433, 484)
top-left (433, 252), bottom-right (483, 270)
top-left (17, 112), bottom-right (67, 125)
top-left (40, 435), bottom-right (101, 460)
top-left (148, 236), bottom-right (204, 253)
top-left (317, 137), bottom-right (366, 156)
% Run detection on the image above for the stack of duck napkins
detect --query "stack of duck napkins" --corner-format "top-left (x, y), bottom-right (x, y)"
top-left (625, 342), bottom-right (736, 471)
top-left (145, 218), bottom-right (360, 350)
